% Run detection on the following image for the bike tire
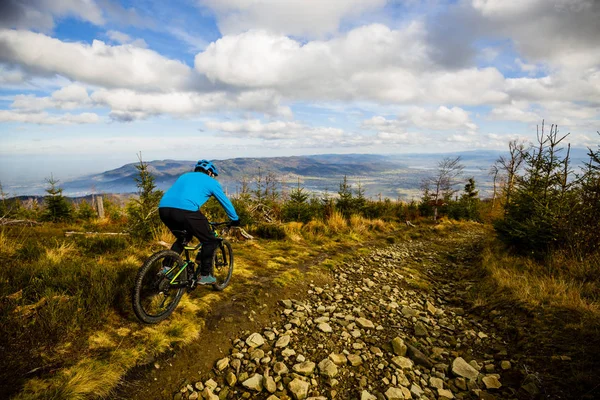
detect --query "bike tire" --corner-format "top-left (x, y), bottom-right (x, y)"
top-left (132, 250), bottom-right (187, 324)
top-left (212, 239), bottom-right (233, 291)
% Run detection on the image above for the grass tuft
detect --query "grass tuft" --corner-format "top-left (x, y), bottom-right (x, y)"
top-left (45, 240), bottom-right (75, 264)
top-left (88, 331), bottom-right (117, 350)
top-left (349, 215), bottom-right (368, 234)
top-left (153, 224), bottom-right (174, 244)
top-left (477, 242), bottom-right (600, 314)
top-left (326, 211), bottom-right (346, 233)
top-left (0, 229), bottom-right (19, 256)
top-left (283, 222), bottom-right (304, 242)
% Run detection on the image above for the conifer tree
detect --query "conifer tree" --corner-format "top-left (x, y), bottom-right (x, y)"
top-left (355, 180), bottom-right (366, 215)
top-left (126, 154), bottom-right (163, 240)
top-left (336, 175), bottom-right (354, 218)
top-left (42, 175), bottom-right (73, 222)
top-left (283, 178), bottom-right (311, 222)
top-left (460, 178), bottom-right (480, 221)
top-left (495, 123), bottom-right (571, 257)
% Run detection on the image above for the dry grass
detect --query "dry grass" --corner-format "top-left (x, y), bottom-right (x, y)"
top-left (367, 218), bottom-right (387, 232)
top-left (45, 241), bottom-right (76, 264)
top-left (4, 214), bottom-right (403, 399)
top-left (283, 222), bottom-right (304, 242)
top-left (326, 211), bottom-right (347, 233)
top-left (349, 215), bottom-right (368, 234)
top-left (15, 356), bottom-right (131, 400)
top-left (88, 331), bottom-right (116, 350)
top-left (0, 229), bottom-right (18, 256)
top-left (301, 220), bottom-right (328, 242)
top-left (153, 224), bottom-right (174, 244)
top-left (478, 241), bottom-right (600, 316)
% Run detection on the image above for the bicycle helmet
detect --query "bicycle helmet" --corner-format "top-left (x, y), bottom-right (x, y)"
top-left (195, 159), bottom-right (219, 176)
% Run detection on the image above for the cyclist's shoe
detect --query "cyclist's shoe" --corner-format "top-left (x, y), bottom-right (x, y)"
top-left (198, 275), bottom-right (216, 285)
top-left (160, 266), bottom-right (171, 276)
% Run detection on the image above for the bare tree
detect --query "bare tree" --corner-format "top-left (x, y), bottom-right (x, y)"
top-left (489, 164), bottom-right (500, 210)
top-left (494, 139), bottom-right (526, 208)
top-left (422, 156), bottom-right (465, 220)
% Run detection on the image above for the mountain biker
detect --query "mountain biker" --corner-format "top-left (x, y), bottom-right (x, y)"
top-left (158, 160), bottom-right (240, 285)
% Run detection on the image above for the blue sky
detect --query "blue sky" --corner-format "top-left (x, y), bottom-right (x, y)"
top-left (0, 0), bottom-right (599, 189)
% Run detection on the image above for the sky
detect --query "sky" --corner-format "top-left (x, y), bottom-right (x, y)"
top-left (0, 0), bottom-right (599, 187)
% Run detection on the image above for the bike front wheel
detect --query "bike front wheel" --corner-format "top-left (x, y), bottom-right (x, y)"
top-left (132, 250), bottom-right (188, 324)
top-left (212, 240), bottom-right (233, 291)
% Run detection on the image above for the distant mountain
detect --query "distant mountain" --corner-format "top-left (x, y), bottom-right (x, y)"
top-left (18, 149), bottom-right (594, 199)
top-left (59, 152), bottom-right (498, 199)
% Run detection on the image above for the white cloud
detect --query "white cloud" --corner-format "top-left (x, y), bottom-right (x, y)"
top-left (198, 0), bottom-right (387, 37)
top-left (203, 118), bottom-right (427, 149)
top-left (0, 29), bottom-right (191, 91)
top-left (446, 134), bottom-right (473, 143)
top-left (195, 25), bottom-right (510, 105)
top-left (515, 58), bottom-right (539, 74)
top-left (168, 28), bottom-right (208, 53)
top-left (0, 65), bottom-right (25, 84)
top-left (205, 119), bottom-right (344, 140)
top-left (489, 103), bottom-right (541, 123)
top-left (0, 0), bottom-right (104, 31)
top-left (408, 106), bottom-right (478, 132)
top-left (106, 30), bottom-right (148, 47)
top-left (363, 106), bottom-right (478, 133)
top-left (427, 68), bottom-right (508, 105)
top-left (106, 30), bottom-right (129, 43)
top-left (90, 88), bottom-right (291, 121)
top-left (11, 83), bottom-right (91, 111)
top-left (505, 70), bottom-right (600, 103)
top-left (362, 115), bottom-right (406, 133)
top-left (471, 0), bottom-right (600, 70)
top-left (0, 110), bottom-right (100, 124)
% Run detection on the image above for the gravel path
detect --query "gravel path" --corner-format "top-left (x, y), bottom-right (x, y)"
top-left (171, 228), bottom-right (539, 400)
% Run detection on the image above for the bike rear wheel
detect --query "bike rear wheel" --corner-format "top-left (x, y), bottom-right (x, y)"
top-left (132, 250), bottom-right (188, 324)
top-left (212, 239), bottom-right (233, 291)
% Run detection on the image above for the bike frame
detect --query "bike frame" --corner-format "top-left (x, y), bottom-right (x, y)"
top-left (163, 222), bottom-right (228, 287)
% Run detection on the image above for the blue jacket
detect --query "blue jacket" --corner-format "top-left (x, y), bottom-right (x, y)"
top-left (159, 172), bottom-right (239, 221)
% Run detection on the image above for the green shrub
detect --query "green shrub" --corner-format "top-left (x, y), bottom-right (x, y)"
top-left (15, 239), bottom-right (44, 261)
top-left (74, 236), bottom-right (129, 255)
top-left (253, 223), bottom-right (287, 240)
top-left (76, 200), bottom-right (97, 221)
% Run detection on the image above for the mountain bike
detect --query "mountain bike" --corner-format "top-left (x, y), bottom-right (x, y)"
top-left (132, 222), bottom-right (234, 324)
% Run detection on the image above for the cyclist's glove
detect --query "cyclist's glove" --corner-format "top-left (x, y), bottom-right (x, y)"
top-left (230, 219), bottom-right (241, 227)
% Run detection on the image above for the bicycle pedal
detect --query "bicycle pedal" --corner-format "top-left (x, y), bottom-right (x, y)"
top-left (188, 278), bottom-right (198, 290)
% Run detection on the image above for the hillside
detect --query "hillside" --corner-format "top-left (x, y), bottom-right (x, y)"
top-left (58, 152), bottom-right (507, 200)
top-left (8, 147), bottom-right (591, 200)
top-left (3, 221), bottom-right (597, 399)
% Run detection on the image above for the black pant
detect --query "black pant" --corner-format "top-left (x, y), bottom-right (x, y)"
top-left (159, 207), bottom-right (220, 275)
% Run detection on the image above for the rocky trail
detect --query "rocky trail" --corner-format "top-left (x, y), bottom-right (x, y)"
top-left (118, 226), bottom-right (553, 400)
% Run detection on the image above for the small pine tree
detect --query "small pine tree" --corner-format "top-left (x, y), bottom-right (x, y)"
top-left (42, 175), bottom-right (73, 222)
top-left (336, 175), bottom-right (354, 218)
top-left (461, 178), bottom-right (480, 221)
top-left (283, 178), bottom-right (311, 223)
top-left (495, 123), bottom-right (571, 257)
top-left (76, 200), bottom-right (97, 221)
top-left (354, 180), bottom-right (366, 215)
top-left (126, 154), bottom-right (163, 240)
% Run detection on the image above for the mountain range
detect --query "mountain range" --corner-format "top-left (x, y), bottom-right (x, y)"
top-left (11, 149), bottom-right (593, 200)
